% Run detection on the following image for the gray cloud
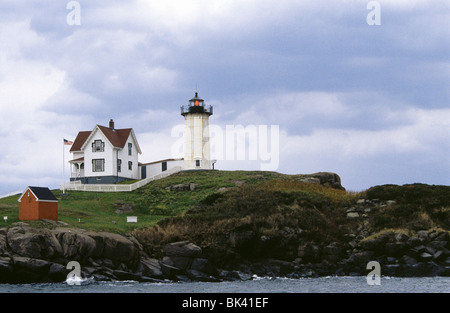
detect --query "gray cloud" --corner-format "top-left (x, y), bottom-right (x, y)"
top-left (0, 0), bottom-right (448, 195)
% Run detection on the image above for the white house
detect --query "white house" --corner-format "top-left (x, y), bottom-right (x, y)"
top-left (69, 119), bottom-right (142, 184)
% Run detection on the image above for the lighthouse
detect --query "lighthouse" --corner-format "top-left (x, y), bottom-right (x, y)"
top-left (181, 92), bottom-right (213, 170)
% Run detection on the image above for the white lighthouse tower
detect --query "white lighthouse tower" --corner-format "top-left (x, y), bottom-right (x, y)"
top-left (181, 92), bottom-right (213, 170)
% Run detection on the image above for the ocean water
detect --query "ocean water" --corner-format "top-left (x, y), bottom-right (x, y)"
top-left (0, 276), bottom-right (449, 293)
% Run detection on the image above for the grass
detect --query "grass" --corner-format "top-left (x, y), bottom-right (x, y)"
top-left (1, 171), bottom-right (448, 247)
top-left (0, 170), bottom-right (310, 233)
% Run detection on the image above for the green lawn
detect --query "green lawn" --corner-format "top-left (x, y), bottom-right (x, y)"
top-left (0, 170), bottom-right (294, 233)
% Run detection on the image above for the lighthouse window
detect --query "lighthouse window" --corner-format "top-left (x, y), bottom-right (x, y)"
top-left (162, 162), bottom-right (167, 172)
top-left (196, 160), bottom-right (201, 167)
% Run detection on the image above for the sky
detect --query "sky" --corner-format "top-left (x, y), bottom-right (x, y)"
top-left (0, 0), bottom-right (449, 196)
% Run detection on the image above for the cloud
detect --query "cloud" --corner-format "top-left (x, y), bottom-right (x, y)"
top-left (0, 1), bottom-right (448, 195)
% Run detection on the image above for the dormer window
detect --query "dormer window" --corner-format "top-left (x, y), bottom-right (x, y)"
top-left (92, 140), bottom-right (105, 152)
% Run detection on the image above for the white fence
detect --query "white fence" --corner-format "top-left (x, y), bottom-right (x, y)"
top-left (60, 166), bottom-right (183, 192)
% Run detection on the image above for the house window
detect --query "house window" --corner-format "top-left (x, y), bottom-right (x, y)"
top-left (117, 159), bottom-right (122, 172)
top-left (92, 159), bottom-right (105, 172)
top-left (162, 162), bottom-right (167, 172)
top-left (196, 160), bottom-right (201, 167)
top-left (128, 143), bottom-right (132, 156)
top-left (92, 140), bottom-right (105, 152)
top-left (128, 161), bottom-right (133, 171)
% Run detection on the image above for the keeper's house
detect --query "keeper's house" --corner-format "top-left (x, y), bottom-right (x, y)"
top-left (69, 119), bottom-right (142, 184)
top-left (18, 186), bottom-right (58, 221)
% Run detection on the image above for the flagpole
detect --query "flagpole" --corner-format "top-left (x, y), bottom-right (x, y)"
top-left (63, 138), bottom-right (66, 194)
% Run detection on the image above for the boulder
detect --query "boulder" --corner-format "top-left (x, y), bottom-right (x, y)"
top-left (311, 172), bottom-right (345, 190)
top-left (12, 256), bottom-right (51, 275)
top-left (48, 262), bottom-right (68, 282)
top-left (162, 255), bottom-right (192, 271)
top-left (53, 228), bottom-right (96, 261)
top-left (163, 241), bottom-right (202, 258)
top-left (92, 232), bottom-right (138, 263)
top-left (7, 225), bottom-right (63, 259)
top-left (137, 258), bottom-right (164, 279)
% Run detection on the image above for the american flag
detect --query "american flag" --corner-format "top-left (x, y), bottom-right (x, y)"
top-left (64, 139), bottom-right (73, 145)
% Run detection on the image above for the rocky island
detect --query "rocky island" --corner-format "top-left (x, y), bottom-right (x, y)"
top-left (0, 171), bottom-right (449, 283)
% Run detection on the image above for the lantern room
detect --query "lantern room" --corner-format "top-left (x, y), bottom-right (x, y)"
top-left (181, 92), bottom-right (213, 116)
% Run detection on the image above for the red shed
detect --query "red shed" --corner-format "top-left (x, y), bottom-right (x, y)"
top-left (18, 186), bottom-right (58, 221)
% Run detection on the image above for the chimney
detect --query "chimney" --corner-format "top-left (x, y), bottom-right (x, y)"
top-left (109, 119), bottom-right (115, 130)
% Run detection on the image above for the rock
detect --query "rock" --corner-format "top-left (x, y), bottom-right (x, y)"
top-left (166, 183), bottom-right (197, 191)
top-left (92, 232), bottom-right (138, 263)
top-left (428, 241), bottom-right (447, 250)
top-left (298, 244), bottom-right (320, 263)
top-left (298, 177), bottom-right (321, 185)
top-left (395, 233), bottom-right (409, 243)
top-left (0, 234), bottom-right (7, 256)
top-left (407, 237), bottom-right (422, 247)
top-left (53, 228), bottom-right (96, 261)
top-left (112, 270), bottom-right (143, 281)
top-left (162, 256), bottom-right (192, 270)
top-left (7, 225), bottom-right (63, 259)
top-left (113, 201), bottom-right (135, 214)
top-left (385, 242), bottom-right (407, 256)
top-left (401, 255), bottom-right (418, 265)
top-left (383, 264), bottom-right (400, 276)
top-left (311, 172), bottom-right (345, 190)
top-left (417, 230), bottom-right (429, 241)
top-left (419, 252), bottom-right (433, 261)
top-left (48, 263), bottom-right (68, 282)
top-left (160, 262), bottom-right (182, 279)
top-left (433, 250), bottom-right (445, 261)
top-left (12, 256), bottom-right (51, 275)
top-left (360, 236), bottom-right (388, 252)
top-left (163, 241), bottom-right (202, 258)
top-left (435, 232), bottom-right (449, 242)
top-left (346, 212), bottom-right (360, 218)
top-left (346, 251), bottom-right (374, 265)
top-left (137, 258), bottom-right (164, 279)
top-left (190, 258), bottom-right (216, 276)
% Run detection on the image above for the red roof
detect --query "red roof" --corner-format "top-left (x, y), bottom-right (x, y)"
top-left (70, 131), bottom-right (91, 152)
top-left (70, 125), bottom-right (136, 152)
